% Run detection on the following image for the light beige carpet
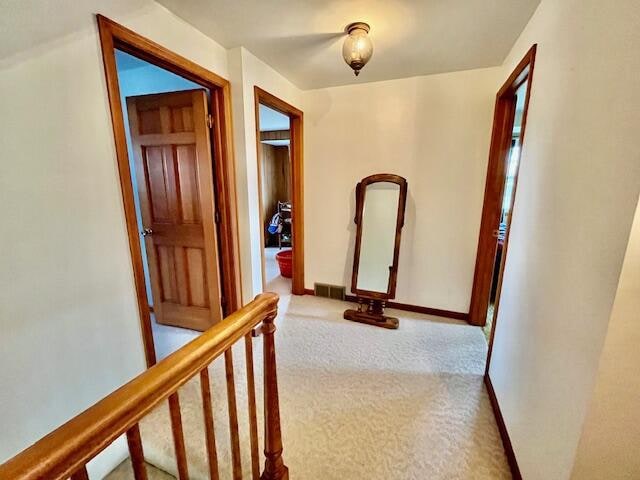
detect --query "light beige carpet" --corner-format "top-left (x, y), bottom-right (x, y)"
top-left (107, 294), bottom-right (510, 479)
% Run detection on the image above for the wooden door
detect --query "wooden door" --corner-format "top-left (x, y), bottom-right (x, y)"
top-left (127, 89), bottom-right (222, 331)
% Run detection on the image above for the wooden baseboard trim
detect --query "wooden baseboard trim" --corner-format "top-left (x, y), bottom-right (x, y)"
top-left (303, 288), bottom-right (468, 321)
top-left (384, 300), bottom-right (468, 321)
top-left (484, 374), bottom-right (522, 479)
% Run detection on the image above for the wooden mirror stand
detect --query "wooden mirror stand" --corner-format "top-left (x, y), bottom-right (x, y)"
top-left (343, 174), bottom-right (408, 329)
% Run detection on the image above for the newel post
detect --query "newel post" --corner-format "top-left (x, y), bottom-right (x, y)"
top-left (261, 308), bottom-right (289, 480)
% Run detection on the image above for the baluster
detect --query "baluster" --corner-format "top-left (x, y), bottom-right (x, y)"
top-left (70, 465), bottom-right (89, 480)
top-left (224, 349), bottom-right (243, 480)
top-left (245, 334), bottom-right (260, 480)
top-left (126, 423), bottom-right (148, 480)
top-left (261, 309), bottom-right (289, 480)
top-left (200, 368), bottom-right (220, 480)
top-left (168, 393), bottom-right (189, 479)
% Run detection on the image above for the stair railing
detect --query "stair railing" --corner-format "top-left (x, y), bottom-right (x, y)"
top-left (0, 292), bottom-right (288, 480)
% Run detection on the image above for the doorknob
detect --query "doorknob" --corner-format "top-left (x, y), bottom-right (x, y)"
top-left (492, 229), bottom-right (500, 238)
top-left (141, 228), bottom-right (153, 237)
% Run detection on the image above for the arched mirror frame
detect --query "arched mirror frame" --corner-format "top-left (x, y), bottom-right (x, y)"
top-left (351, 173), bottom-right (408, 300)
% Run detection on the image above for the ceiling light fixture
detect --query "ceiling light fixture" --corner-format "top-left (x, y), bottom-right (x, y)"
top-left (342, 22), bottom-right (373, 76)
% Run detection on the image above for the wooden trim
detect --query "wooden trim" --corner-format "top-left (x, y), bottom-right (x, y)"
top-left (260, 130), bottom-right (290, 141)
top-left (350, 174), bottom-right (408, 300)
top-left (485, 46), bottom-right (537, 374)
top-left (96, 15), bottom-right (155, 366)
top-left (212, 83), bottom-right (243, 312)
top-left (383, 300), bottom-right (468, 321)
top-left (0, 293), bottom-right (279, 480)
top-left (304, 288), bottom-right (468, 321)
top-left (254, 87), bottom-right (303, 117)
top-left (468, 44), bottom-right (537, 328)
top-left (484, 375), bottom-right (522, 479)
top-left (96, 15), bottom-right (242, 366)
top-left (290, 112), bottom-right (305, 295)
top-left (98, 16), bottom-right (228, 88)
top-left (254, 86), bottom-right (305, 295)
top-left (254, 92), bottom-right (268, 290)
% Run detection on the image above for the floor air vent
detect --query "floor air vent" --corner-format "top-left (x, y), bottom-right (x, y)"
top-left (314, 283), bottom-right (346, 301)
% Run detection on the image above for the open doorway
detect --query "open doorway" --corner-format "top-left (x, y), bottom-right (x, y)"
top-left (258, 104), bottom-right (292, 294)
top-left (115, 50), bottom-right (221, 360)
top-left (254, 87), bottom-right (305, 296)
top-left (484, 81), bottom-right (529, 338)
top-left (98, 16), bottom-right (241, 365)
top-left (468, 45), bottom-right (537, 353)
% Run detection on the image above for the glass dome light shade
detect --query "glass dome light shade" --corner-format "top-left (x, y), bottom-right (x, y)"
top-left (342, 22), bottom-right (373, 76)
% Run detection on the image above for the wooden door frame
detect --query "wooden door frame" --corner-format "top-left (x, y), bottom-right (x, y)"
top-left (254, 86), bottom-right (305, 295)
top-left (469, 45), bottom-right (537, 334)
top-left (97, 15), bottom-right (242, 367)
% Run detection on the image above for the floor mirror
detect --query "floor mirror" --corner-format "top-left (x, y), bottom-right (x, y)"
top-left (344, 174), bottom-right (408, 329)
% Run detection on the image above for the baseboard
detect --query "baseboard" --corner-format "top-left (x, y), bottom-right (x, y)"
top-left (484, 374), bottom-right (522, 479)
top-left (303, 288), bottom-right (469, 322)
top-left (383, 300), bottom-right (468, 321)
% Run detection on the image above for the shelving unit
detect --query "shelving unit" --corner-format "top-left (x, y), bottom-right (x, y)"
top-left (277, 201), bottom-right (292, 249)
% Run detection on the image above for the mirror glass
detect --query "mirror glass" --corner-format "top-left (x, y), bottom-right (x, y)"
top-left (356, 181), bottom-right (400, 293)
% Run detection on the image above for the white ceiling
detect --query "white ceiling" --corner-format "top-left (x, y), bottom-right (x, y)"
top-left (156, 0), bottom-right (540, 90)
top-left (0, 0), bottom-right (151, 63)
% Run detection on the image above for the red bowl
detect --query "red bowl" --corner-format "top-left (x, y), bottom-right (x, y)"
top-left (275, 249), bottom-right (293, 278)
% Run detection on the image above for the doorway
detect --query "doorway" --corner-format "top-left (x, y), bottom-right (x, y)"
top-left (483, 80), bottom-right (529, 339)
top-left (258, 104), bottom-right (292, 294)
top-left (98, 16), bottom-right (241, 365)
top-left (468, 45), bottom-right (537, 350)
top-left (120, 53), bottom-right (222, 359)
top-left (254, 87), bottom-right (305, 296)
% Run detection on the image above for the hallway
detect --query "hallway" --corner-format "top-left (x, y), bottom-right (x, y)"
top-left (111, 293), bottom-right (508, 479)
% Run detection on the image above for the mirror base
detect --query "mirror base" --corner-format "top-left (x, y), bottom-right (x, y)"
top-left (343, 308), bottom-right (399, 330)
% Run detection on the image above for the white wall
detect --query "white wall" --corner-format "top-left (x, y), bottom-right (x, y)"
top-left (570, 196), bottom-right (640, 479)
top-left (0, 1), bottom-right (230, 478)
top-left (228, 47), bottom-right (303, 302)
top-left (488, 1), bottom-right (640, 478)
top-left (302, 68), bottom-right (501, 311)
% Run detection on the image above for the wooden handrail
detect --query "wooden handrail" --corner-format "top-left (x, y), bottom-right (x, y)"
top-left (0, 293), bottom-right (281, 480)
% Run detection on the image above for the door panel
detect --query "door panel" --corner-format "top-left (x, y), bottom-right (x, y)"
top-left (127, 89), bottom-right (222, 331)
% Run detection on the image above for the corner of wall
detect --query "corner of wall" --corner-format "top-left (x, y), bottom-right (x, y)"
top-left (227, 46), bottom-right (305, 303)
top-left (570, 193), bottom-right (640, 479)
top-left (227, 47), bottom-right (257, 304)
